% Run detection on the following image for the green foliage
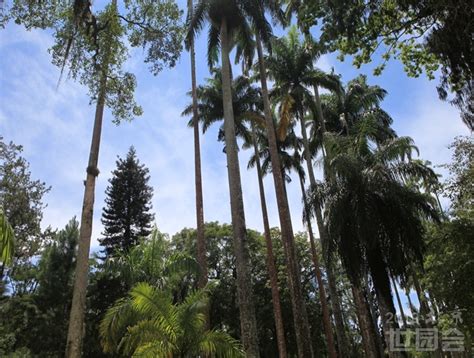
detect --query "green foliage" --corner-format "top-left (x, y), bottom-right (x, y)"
top-left (0, 218), bottom-right (78, 356)
top-left (441, 136), bottom-right (474, 219)
top-left (100, 282), bottom-right (244, 357)
top-left (5, 0), bottom-right (184, 124)
top-left (423, 219), bottom-right (474, 337)
top-left (291, 0), bottom-right (473, 129)
top-left (0, 210), bottom-right (14, 266)
top-left (100, 146), bottom-right (154, 257)
top-left (171, 222), bottom-right (326, 357)
top-left (0, 137), bottom-right (49, 267)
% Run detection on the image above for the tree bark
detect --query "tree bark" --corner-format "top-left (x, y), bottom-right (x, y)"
top-left (187, 0), bottom-right (207, 291)
top-left (255, 31), bottom-right (313, 358)
top-left (298, 175), bottom-right (337, 358)
top-left (220, 19), bottom-right (259, 357)
top-left (251, 124), bottom-right (287, 358)
top-left (351, 283), bottom-right (381, 358)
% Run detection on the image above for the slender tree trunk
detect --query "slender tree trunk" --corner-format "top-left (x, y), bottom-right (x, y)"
top-left (405, 286), bottom-right (416, 318)
top-left (313, 84), bottom-right (351, 358)
top-left (366, 278), bottom-right (386, 358)
top-left (351, 283), bottom-right (381, 358)
top-left (65, 2), bottom-right (117, 352)
top-left (300, 112), bottom-right (346, 358)
top-left (251, 125), bottom-right (287, 358)
top-left (368, 250), bottom-right (405, 358)
top-left (298, 175), bottom-right (337, 358)
top-left (410, 263), bottom-right (432, 326)
top-left (187, 0), bottom-right (207, 291)
top-left (220, 19), bottom-right (259, 357)
top-left (65, 65), bottom-right (107, 358)
top-left (255, 32), bottom-right (313, 358)
top-left (390, 274), bottom-right (407, 328)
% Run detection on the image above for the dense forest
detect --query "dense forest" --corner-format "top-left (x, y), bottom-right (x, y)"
top-left (0, 0), bottom-right (473, 357)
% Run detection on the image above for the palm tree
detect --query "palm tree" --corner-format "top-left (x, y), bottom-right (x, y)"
top-left (315, 125), bottom-right (439, 358)
top-left (184, 73), bottom-right (287, 357)
top-left (100, 283), bottom-right (244, 357)
top-left (251, 123), bottom-right (338, 358)
top-left (264, 27), bottom-right (347, 358)
top-left (186, 0), bottom-right (207, 292)
top-left (186, 3), bottom-right (261, 347)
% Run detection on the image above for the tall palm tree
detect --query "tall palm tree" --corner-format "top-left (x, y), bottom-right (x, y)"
top-left (316, 75), bottom-right (400, 358)
top-left (100, 283), bottom-right (244, 357)
top-left (186, 4), bottom-right (262, 348)
top-left (186, 0), bottom-right (207, 292)
top-left (251, 123), bottom-right (338, 358)
top-left (264, 27), bottom-right (346, 358)
top-left (252, 12), bottom-right (316, 356)
top-left (315, 125), bottom-right (439, 358)
top-left (184, 73), bottom-right (287, 357)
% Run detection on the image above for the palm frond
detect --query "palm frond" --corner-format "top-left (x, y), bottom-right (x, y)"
top-left (0, 210), bottom-right (14, 265)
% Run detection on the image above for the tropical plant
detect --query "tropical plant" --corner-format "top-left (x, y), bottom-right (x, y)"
top-left (0, 211), bottom-right (14, 267)
top-left (100, 282), bottom-right (244, 357)
top-left (311, 122), bottom-right (440, 357)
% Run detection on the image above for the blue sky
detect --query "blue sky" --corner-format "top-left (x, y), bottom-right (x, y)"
top-left (0, 1), bottom-right (469, 260)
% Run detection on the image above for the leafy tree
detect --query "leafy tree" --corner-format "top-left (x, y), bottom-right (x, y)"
top-left (0, 218), bottom-right (78, 357)
top-left (422, 136), bottom-right (474, 353)
top-left (100, 282), bottom-right (244, 357)
top-left (288, 0), bottom-right (473, 130)
top-left (441, 136), bottom-right (473, 219)
top-left (7, 1), bottom-right (185, 354)
top-left (171, 222), bottom-right (327, 357)
top-left (99, 147), bottom-right (154, 256)
top-left (0, 137), bottom-right (49, 281)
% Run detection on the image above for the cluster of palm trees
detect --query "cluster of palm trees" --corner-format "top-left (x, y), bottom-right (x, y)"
top-left (184, 1), bottom-right (439, 357)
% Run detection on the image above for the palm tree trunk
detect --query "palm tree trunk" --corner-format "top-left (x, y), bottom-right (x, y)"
top-left (65, 64), bottom-right (107, 358)
top-left (251, 124), bottom-right (287, 358)
top-left (390, 273), bottom-right (407, 328)
top-left (351, 283), bottom-right (382, 358)
top-left (366, 278), bottom-right (386, 358)
top-left (255, 31), bottom-right (313, 358)
top-left (187, 0), bottom-right (207, 291)
top-left (368, 250), bottom-right (405, 358)
top-left (404, 286), bottom-right (416, 317)
top-left (220, 19), bottom-right (259, 357)
top-left (300, 112), bottom-right (350, 358)
top-left (313, 83), bottom-right (351, 358)
top-left (410, 263), bottom-right (432, 327)
top-left (298, 175), bottom-right (337, 358)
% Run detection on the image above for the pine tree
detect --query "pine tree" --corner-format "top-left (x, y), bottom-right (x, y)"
top-left (100, 147), bottom-right (154, 256)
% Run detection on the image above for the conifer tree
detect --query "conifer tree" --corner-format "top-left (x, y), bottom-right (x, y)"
top-left (100, 147), bottom-right (154, 256)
